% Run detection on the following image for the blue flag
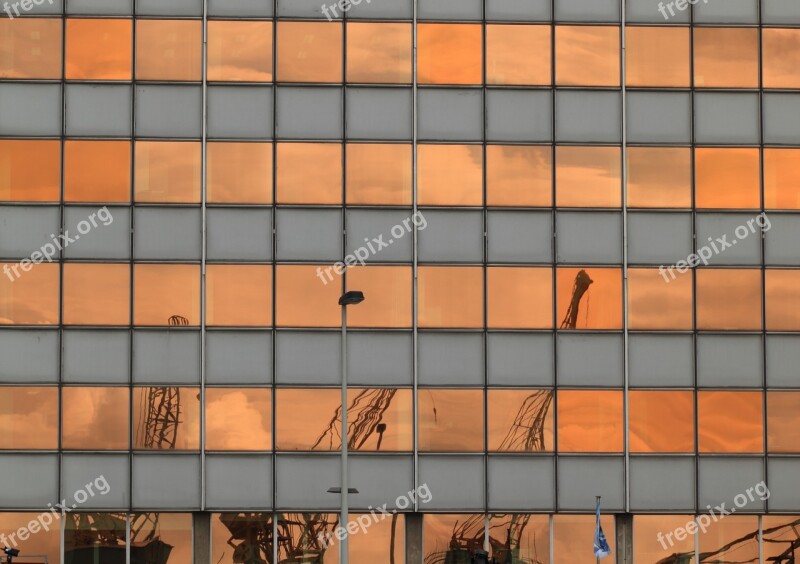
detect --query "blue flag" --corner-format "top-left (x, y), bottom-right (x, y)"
top-left (594, 498), bottom-right (611, 558)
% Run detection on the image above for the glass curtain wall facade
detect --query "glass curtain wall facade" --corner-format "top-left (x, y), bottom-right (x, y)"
top-left (1, 0), bottom-right (800, 562)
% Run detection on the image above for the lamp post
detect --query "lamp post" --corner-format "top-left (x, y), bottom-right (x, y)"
top-left (337, 290), bottom-right (365, 564)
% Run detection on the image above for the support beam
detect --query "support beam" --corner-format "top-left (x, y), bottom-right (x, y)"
top-left (193, 512), bottom-right (211, 564)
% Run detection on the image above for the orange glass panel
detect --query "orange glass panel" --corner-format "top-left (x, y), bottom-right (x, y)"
top-left (208, 20), bottom-right (273, 82)
top-left (418, 23), bottom-right (482, 85)
top-left (699, 516), bottom-right (760, 563)
top-left (206, 388), bottom-right (271, 451)
top-left (424, 515), bottom-right (485, 562)
top-left (489, 514), bottom-right (549, 563)
top-left (554, 515), bottom-right (614, 564)
top-left (134, 264), bottom-right (200, 326)
top-left (486, 24), bottom-right (551, 85)
top-left (62, 387), bottom-right (129, 450)
top-left (763, 28), bottom-right (800, 88)
top-left (0, 387), bottom-right (58, 449)
top-left (135, 141), bottom-right (201, 203)
top-left (556, 26), bottom-right (620, 87)
top-left (694, 28), bottom-right (759, 88)
top-left (767, 392), bottom-right (800, 453)
top-left (763, 516), bottom-right (800, 563)
top-left (347, 389), bottom-right (412, 451)
top-left (133, 387), bottom-right (200, 450)
top-left (275, 388), bottom-right (341, 451)
top-left (206, 265), bottom-right (272, 327)
top-left (0, 513), bottom-right (60, 564)
top-left (628, 268), bottom-right (693, 330)
top-left (66, 19), bottom-right (132, 80)
top-left (629, 390), bottom-right (694, 453)
top-left (65, 141), bottom-right (131, 203)
top-left (419, 389), bottom-right (484, 451)
top-left (208, 142), bottom-right (272, 204)
top-left (486, 145), bottom-right (552, 207)
top-left (350, 514), bottom-right (405, 562)
top-left (626, 147), bottom-right (692, 208)
top-left (695, 148), bottom-right (760, 209)
top-left (698, 391), bottom-right (763, 453)
top-left (418, 145), bottom-right (483, 206)
top-left (133, 514), bottom-right (193, 563)
top-left (0, 140), bottom-right (61, 202)
top-left (276, 21), bottom-right (342, 83)
top-left (346, 144), bottom-right (412, 205)
top-left (557, 268), bottom-right (622, 330)
top-left (487, 389), bottom-right (554, 452)
top-left (212, 514), bottom-right (273, 564)
top-left (765, 148), bottom-right (800, 210)
top-left (276, 514), bottom-right (336, 563)
top-left (0, 262), bottom-right (59, 325)
top-left (766, 270), bottom-right (800, 331)
top-left (0, 18), bottom-right (62, 79)
top-left (626, 26), bottom-right (690, 87)
top-left (696, 269), bottom-right (761, 330)
top-left (488, 267), bottom-right (553, 329)
top-left (633, 515), bottom-right (695, 564)
top-left (556, 146), bottom-right (621, 208)
top-left (347, 22), bottom-right (412, 83)
top-left (136, 20), bottom-right (202, 81)
top-left (63, 264), bottom-right (130, 326)
top-left (275, 265), bottom-right (341, 327)
top-left (557, 390), bottom-right (623, 452)
top-left (277, 143), bottom-right (342, 204)
top-left (345, 267), bottom-right (412, 328)
top-left (418, 266), bottom-right (483, 328)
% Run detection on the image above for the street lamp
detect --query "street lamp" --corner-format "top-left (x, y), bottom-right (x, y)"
top-left (337, 290), bottom-right (364, 564)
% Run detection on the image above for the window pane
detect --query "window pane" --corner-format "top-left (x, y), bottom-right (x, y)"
top-left (350, 513), bottom-right (404, 563)
top-left (134, 264), bottom-right (201, 326)
top-left (66, 19), bottom-right (132, 80)
top-left (766, 269), bottom-right (800, 331)
top-left (698, 516), bottom-right (759, 563)
top-left (206, 388), bottom-right (271, 451)
top-left (212, 513), bottom-right (273, 564)
top-left (65, 141), bottom-right (131, 203)
top-left (556, 26), bottom-right (620, 87)
top-left (488, 389), bottom-right (554, 452)
top-left (346, 144), bottom-right (412, 206)
top-left (698, 391), bottom-right (763, 453)
top-left (0, 387), bottom-right (58, 449)
top-left (133, 387), bottom-right (200, 450)
top-left (553, 515), bottom-right (614, 564)
top-left (557, 268), bottom-right (622, 330)
top-left (62, 387), bottom-right (130, 450)
top-left (418, 389), bottom-right (484, 452)
top-left (424, 514), bottom-right (485, 563)
top-left (0, 18), bottom-right (62, 79)
top-left (131, 513), bottom-right (193, 564)
top-left (695, 148), bottom-right (760, 209)
top-left (556, 146), bottom-right (621, 208)
top-left (63, 263), bottom-right (130, 326)
top-left (696, 269), bottom-right (762, 331)
top-left (135, 141), bottom-right (201, 204)
top-left (275, 265), bottom-right (341, 327)
top-left (277, 513), bottom-right (338, 564)
top-left (136, 20), bottom-right (202, 81)
top-left (0, 140), bottom-right (61, 202)
top-left (207, 265), bottom-right (272, 327)
top-left (418, 266), bottom-right (484, 329)
top-left (276, 388), bottom-right (340, 451)
top-left (345, 266), bottom-right (412, 329)
top-left (633, 515), bottom-right (695, 564)
top-left (765, 148), bottom-right (800, 210)
top-left (487, 145), bottom-right (552, 207)
top-left (418, 24), bottom-right (482, 85)
top-left (346, 22), bottom-right (412, 84)
top-left (65, 513), bottom-right (126, 559)
top-left (763, 28), bottom-right (800, 88)
top-left (208, 21), bottom-right (273, 82)
top-left (0, 262), bottom-right (60, 325)
top-left (488, 267), bottom-right (553, 329)
top-left (694, 28), bottom-right (759, 88)
top-left (489, 514), bottom-right (549, 564)
top-left (0, 513), bottom-right (61, 564)
top-left (629, 391), bottom-right (694, 453)
top-left (207, 142), bottom-right (272, 204)
top-left (277, 143), bottom-right (342, 205)
top-left (767, 391), bottom-right (800, 453)
top-left (277, 21), bottom-right (342, 83)
top-left (628, 268), bottom-right (693, 330)
top-left (487, 24), bottom-right (551, 86)
top-left (626, 26), bottom-right (690, 87)
top-left (626, 147), bottom-right (691, 208)
top-left (557, 390), bottom-right (623, 453)
top-left (763, 516), bottom-right (800, 563)
top-left (418, 144), bottom-right (483, 206)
